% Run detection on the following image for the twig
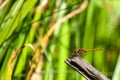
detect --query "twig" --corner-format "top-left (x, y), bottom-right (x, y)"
top-left (65, 55), bottom-right (110, 80)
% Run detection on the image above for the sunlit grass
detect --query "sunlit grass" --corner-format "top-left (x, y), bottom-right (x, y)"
top-left (0, 0), bottom-right (120, 80)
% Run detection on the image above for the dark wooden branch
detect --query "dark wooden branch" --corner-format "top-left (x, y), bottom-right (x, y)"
top-left (65, 55), bottom-right (110, 80)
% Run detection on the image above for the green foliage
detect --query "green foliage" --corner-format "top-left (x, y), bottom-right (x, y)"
top-left (0, 0), bottom-right (120, 80)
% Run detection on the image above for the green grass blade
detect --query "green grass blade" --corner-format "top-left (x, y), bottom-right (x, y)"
top-left (112, 54), bottom-right (120, 80)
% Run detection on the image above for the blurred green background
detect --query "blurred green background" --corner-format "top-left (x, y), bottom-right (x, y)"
top-left (0, 0), bottom-right (120, 80)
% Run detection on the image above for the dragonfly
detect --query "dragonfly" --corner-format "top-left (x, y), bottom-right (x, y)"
top-left (73, 48), bottom-right (104, 55)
